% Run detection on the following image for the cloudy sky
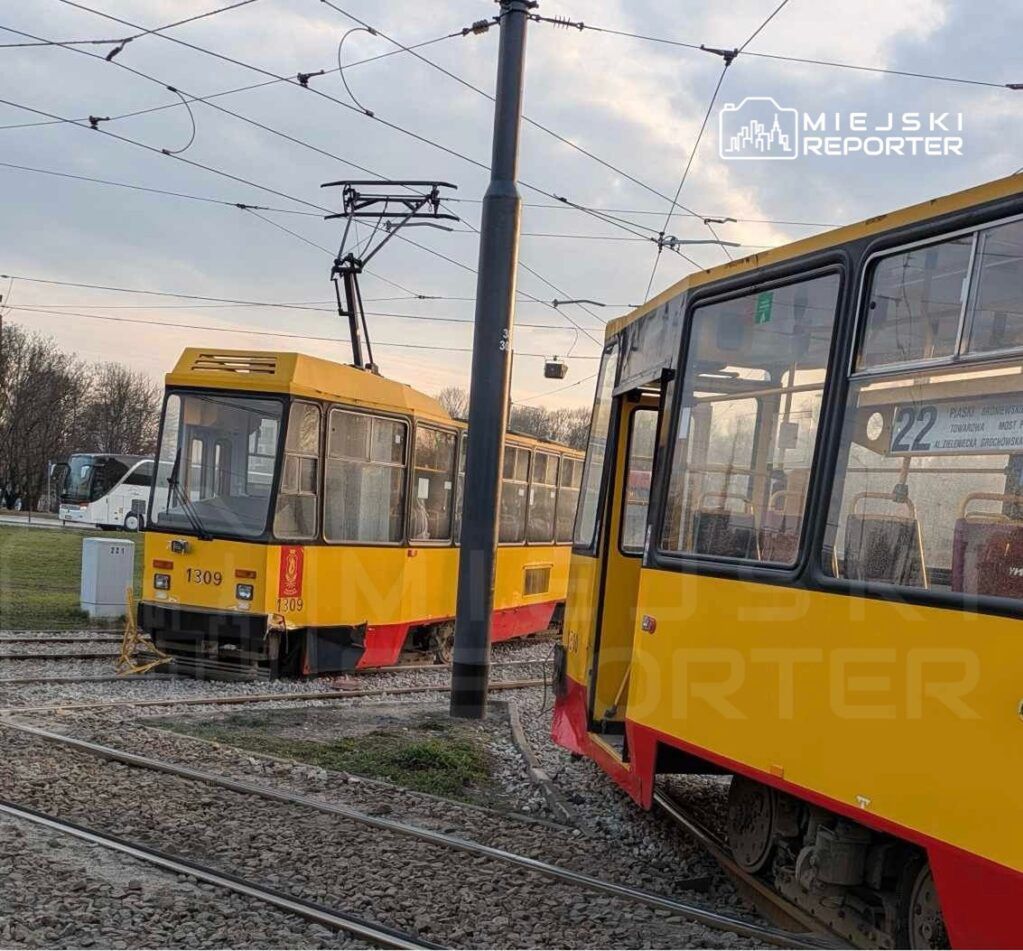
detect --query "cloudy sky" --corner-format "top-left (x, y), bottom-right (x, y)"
top-left (1, 0), bottom-right (1020, 409)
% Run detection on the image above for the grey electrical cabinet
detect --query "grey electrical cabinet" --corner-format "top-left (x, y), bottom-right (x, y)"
top-left (80, 537), bottom-right (135, 619)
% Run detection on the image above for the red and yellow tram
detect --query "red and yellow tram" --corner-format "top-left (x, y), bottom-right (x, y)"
top-left (553, 174), bottom-right (1023, 947)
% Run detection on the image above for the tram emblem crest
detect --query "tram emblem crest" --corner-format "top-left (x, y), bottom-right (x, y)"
top-left (278, 546), bottom-right (304, 597)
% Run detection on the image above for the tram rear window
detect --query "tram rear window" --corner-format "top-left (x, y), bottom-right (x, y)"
top-left (556, 456), bottom-right (582, 543)
top-left (659, 273), bottom-right (841, 564)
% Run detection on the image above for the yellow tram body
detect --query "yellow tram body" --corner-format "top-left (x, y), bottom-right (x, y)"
top-left (553, 174), bottom-right (1023, 948)
top-left (139, 350), bottom-right (580, 675)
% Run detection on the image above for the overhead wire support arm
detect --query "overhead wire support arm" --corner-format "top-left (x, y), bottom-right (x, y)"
top-left (321, 179), bottom-right (458, 373)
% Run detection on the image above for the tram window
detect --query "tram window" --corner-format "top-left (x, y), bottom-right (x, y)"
top-left (454, 434), bottom-right (467, 542)
top-left (966, 219), bottom-right (1023, 355)
top-left (822, 364), bottom-right (1023, 600)
top-left (411, 425), bottom-right (457, 542)
top-left (621, 410), bottom-right (657, 553)
top-left (527, 451), bottom-right (559, 543)
top-left (247, 417), bottom-right (278, 496)
top-left (274, 402), bottom-right (320, 540)
top-left (556, 456), bottom-right (582, 543)
top-left (660, 273), bottom-right (840, 564)
top-left (187, 438), bottom-right (206, 500)
top-left (324, 409), bottom-right (408, 544)
top-left (857, 236), bottom-right (972, 370)
top-left (574, 339), bottom-right (619, 548)
top-left (500, 445), bottom-right (530, 543)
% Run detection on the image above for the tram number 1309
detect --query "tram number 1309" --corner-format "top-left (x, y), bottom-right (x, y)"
top-left (276, 597), bottom-right (304, 613)
top-left (186, 568), bottom-right (222, 586)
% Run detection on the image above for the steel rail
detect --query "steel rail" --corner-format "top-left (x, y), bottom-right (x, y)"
top-left (654, 787), bottom-right (847, 945)
top-left (0, 797), bottom-right (437, 950)
top-left (0, 678), bottom-right (546, 715)
top-left (0, 674), bottom-right (173, 686)
top-left (0, 652), bottom-right (121, 661)
top-left (4, 719), bottom-right (832, 949)
top-left (0, 636), bottom-right (123, 644)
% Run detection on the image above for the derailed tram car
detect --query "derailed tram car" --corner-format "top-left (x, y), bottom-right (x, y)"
top-left (137, 349), bottom-right (582, 677)
top-left (552, 175), bottom-right (1023, 948)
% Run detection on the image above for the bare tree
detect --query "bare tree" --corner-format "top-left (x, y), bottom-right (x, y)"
top-left (0, 325), bottom-right (162, 509)
top-left (434, 385), bottom-right (590, 449)
top-left (435, 386), bottom-right (469, 419)
top-left (80, 362), bottom-right (161, 454)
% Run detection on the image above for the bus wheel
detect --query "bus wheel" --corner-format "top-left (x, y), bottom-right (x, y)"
top-left (123, 512), bottom-right (143, 532)
top-left (431, 622), bottom-right (455, 665)
top-left (727, 775), bottom-right (776, 873)
top-left (896, 853), bottom-right (949, 949)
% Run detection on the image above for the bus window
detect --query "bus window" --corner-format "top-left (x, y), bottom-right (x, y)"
top-left (324, 409), bottom-right (407, 543)
top-left (660, 273), bottom-right (840, 563)
top-left (274, 402), bottom-right (320, 541)
top-left (124, 461), bottom-right (154, 487)
top-left (574, 339), bottom-right (619, 548)
top-left (500, 445), bottom-right (530, 543)
top-left (621, 409), bottom-right (657, 553)
top-left (857, 235), bottom-right (972, 370)
top-left (556, 456), bottom-right (582, 543)
top-left (411, 425), bottom-right (457, 542)
top-left (527, 451), bottom-right (559, 543)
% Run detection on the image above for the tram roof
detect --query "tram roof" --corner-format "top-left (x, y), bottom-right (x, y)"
top-left (607, 173), bottom-right (1023, 340)
top-left (166, 348), bottom-right (452, 422)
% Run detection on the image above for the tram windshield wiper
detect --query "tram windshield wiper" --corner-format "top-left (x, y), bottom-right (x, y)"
top-left (166, 448), bottom-right (213, 541)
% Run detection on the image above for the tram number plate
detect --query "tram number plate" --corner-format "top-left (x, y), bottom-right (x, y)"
top-left (186, 569), bottom-right (222, 586)
top-left (276, 597), bottom-right (304, 613)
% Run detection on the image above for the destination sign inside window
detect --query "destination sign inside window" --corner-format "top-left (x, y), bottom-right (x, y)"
top-left (889, 396), bottom-right (1023, 455)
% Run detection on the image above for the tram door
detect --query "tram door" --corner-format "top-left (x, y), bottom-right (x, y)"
top-left (587, 393), bottom-right (660, 734)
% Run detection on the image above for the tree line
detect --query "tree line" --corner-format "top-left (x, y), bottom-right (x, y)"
top-left (0, 323), bottom-right (160, 510)
top-left (436, 386), bottom-right (591, 449)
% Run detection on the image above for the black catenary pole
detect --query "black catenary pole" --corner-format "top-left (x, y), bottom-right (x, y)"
top-left (450, 0), bottom-right (534, 719)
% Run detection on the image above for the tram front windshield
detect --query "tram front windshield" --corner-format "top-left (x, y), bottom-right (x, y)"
top-left (150, 392), bottom-right (283, 539)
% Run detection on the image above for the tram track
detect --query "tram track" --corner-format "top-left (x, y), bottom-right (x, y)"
top-left (0, 796), bottom-right (436, 950)
top-left (654, 787), bottom-right (847, 946)
top-left (0, 651), bottom-right (123, 662)
top-left (0, 678), bottom-right (548, 715)
top-left (1, 718), bottom-right (835, 950)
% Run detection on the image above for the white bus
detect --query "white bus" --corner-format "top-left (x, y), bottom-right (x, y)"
top-left (56, 454), bottom-right (160, 531)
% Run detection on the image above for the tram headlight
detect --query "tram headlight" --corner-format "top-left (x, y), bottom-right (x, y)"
top-left (153, 573), bottom-right (171, 590)
top-left (236, 583), bottom-right (254, 601)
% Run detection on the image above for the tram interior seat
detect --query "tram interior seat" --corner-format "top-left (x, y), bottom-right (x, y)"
top-left (842, 491), bottom-right (927, 587)
top-left (951, 492), bottom-right (1023, 598)
top-left (759, 489), bottom-right (805, 564)
top-left (691, 493), bottom-right (760, 559)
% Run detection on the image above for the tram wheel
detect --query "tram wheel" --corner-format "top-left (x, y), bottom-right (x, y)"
top-left (726, 775), bottom-right (776, 873)
top-left (896, 853), bottom-right (949, 949)
top-left (123, 512), bottom-right (143, 532)
top-left (431, 622), bottom-right (455, 665)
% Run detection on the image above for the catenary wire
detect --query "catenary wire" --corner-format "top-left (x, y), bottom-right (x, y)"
top-left (5, 305), bottom-right (601, 358)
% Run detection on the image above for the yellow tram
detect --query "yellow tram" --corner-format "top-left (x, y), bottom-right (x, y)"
top-left (553, 175), bottom-right (1023, 948)
top-left (138, 349), bottom-right (582, 677)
